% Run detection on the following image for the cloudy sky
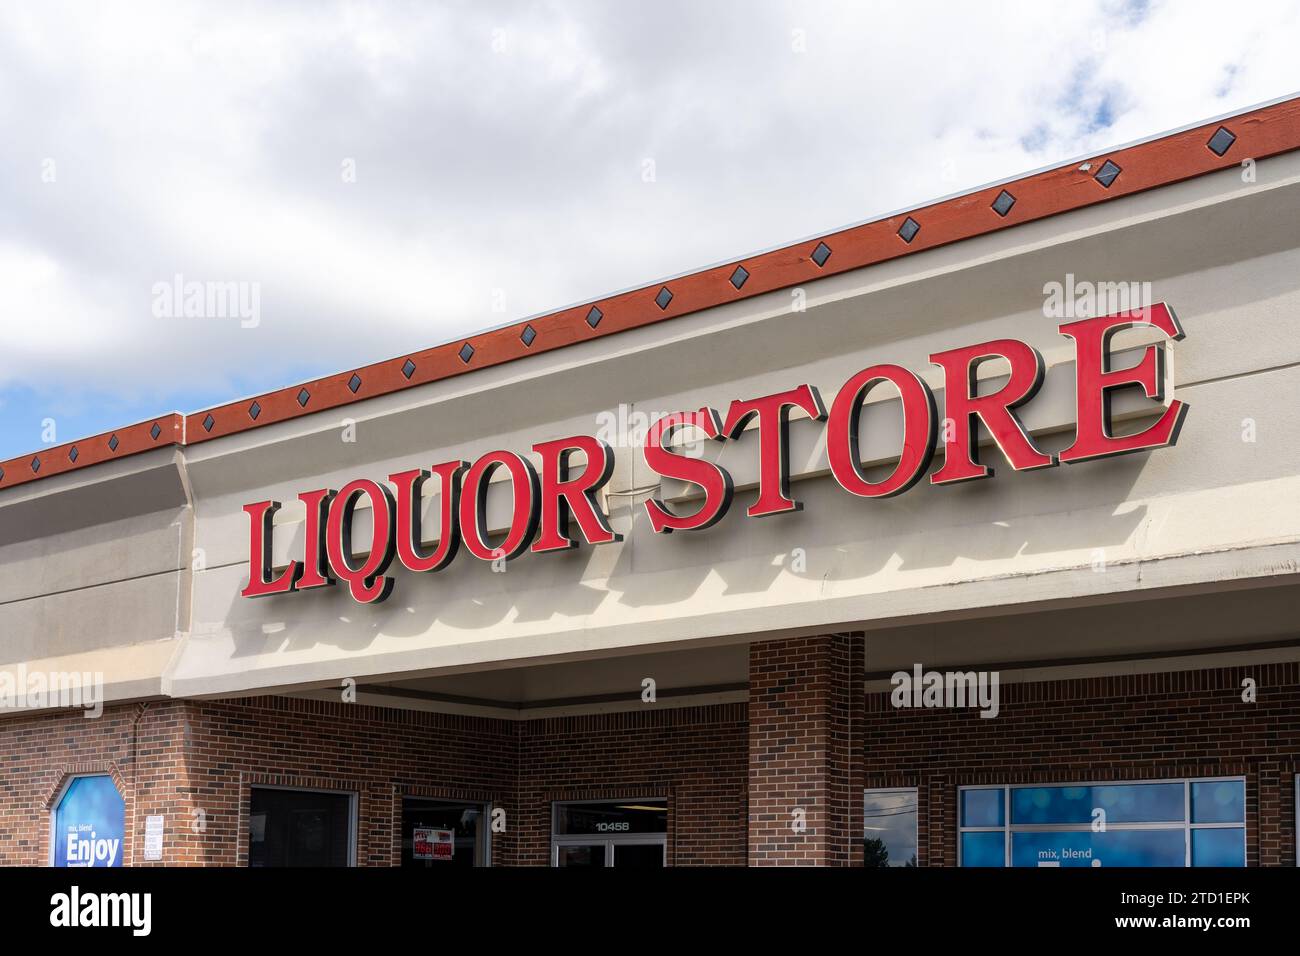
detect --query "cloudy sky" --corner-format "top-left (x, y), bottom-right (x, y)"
top-left (2, 0), bottom-right (1299, 460)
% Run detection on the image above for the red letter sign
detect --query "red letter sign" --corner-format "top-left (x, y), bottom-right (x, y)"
top-left (240, 500), bottom-right (300, 598)
top-left (239, 313), bottom-right (1189, 603)
top-left (718, 385), bottom-right (826, 517)
top-left (325, 479), bottom-right (397, 604)
top-left (643, 408), bottom-right (733, 533)
top-left (828, 365), bottom-right (937, 498)
top-left (459, 451), bottom-right (540, 561)
top-left (930, 338), bottom-right (1054, 484)
top-left (390, 461), bottom-right (467, 572)
top-left (1058, 303), bottom-right (1188, 463)
top-left (532, 436), bottom-right (621, 553)
top-left (296, 488), bottom-right (335, 591)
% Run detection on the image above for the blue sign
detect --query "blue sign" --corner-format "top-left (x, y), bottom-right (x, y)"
top-left (53, 775), bottom-right (125, 867)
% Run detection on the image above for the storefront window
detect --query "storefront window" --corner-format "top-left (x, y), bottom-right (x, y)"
top-left (552, 799), bottom-right (667, 867)
top-left (1190, 779), bottom-right (1245, 824)
top-left (961, 788), bottom-right (1005, 828)
top-left (401, 798), bottom-right (488, 867)
top-left (958, 778), bottom-right (1245, 867)
top-left (1013, 783), bottom-right (1184, 825)
top-left (51, 775), bottom-right (126, 868)
top-left (249, 787), bottom-right (355, 867)
top-left (863, 789), bottom-right (918, 867)
top-left (961, 831), bottom-right (1006, 868)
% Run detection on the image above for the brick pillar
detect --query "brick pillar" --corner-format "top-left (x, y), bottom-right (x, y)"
top-left (747, 634), bottom-right (863, 866)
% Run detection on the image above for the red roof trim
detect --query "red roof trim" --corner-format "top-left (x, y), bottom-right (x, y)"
top-left (4, 96), bottom-right (1300, 491)
top-left (0, 414), bottom-right (183, 490)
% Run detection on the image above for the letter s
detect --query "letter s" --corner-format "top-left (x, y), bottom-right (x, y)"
top-left (642, 408), bottom-right (733, 534)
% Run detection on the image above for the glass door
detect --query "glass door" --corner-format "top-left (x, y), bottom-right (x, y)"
top-left (555, 844), bottom-right (608, 867)
top-left (551, 798), bottom-right (667, 867)
top-left (612, 842), bottom-right (665, 867)
top-left (553, 841), bottom-right (666, 867)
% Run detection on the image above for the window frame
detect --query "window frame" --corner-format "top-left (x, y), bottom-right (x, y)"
top-left (957, 776), bottom-right (1246, 868)
top-left (248, 784), bottom-right (358, 868)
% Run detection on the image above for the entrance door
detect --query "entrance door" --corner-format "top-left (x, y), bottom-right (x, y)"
top-left (611, 842), bottom-right (665, 868)
top-left (551, 799), bottom-right (667, 867)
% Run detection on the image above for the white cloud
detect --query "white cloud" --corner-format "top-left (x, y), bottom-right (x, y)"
top-left (0, 241), bottom-right (121, 358)
top-left (0, 0), bottom-right (1297, 412)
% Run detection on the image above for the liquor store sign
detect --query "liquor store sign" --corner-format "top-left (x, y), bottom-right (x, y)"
top-left (243, 306), bottom-right (1187, 604)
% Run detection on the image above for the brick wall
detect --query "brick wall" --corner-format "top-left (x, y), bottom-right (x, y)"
top-left (0, 700), bottom-right (191, 866)
top-left (748, 634), bottom-right (864, 865)
top-left (183, 696), bottom-right (518, 866)
top-left (864, 662), bottom-right (1300, 866)
top-left (0, 694), bottom-right (747, 867)
top-left (5, 657), bottom-right (1297, 867)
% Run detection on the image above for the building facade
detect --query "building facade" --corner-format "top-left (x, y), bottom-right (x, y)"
top-left (2, 97), bottom-right (1299, 867)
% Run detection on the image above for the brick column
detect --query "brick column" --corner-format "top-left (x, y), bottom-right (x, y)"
top-left (747, 634), bottom-right (863, 865)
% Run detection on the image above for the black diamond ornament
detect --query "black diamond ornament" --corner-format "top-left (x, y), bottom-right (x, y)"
top-left (1207, 126), bottom-right (1236, 157)
top-left (1094, 160), bottom-right (1122, 188)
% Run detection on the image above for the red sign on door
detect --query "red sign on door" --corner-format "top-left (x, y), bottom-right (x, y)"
top-left (413, 828), bottom-right (454, 861)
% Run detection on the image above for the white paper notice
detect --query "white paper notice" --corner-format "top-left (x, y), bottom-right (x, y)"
top-left (144, 815), bottom-right (165, 861)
